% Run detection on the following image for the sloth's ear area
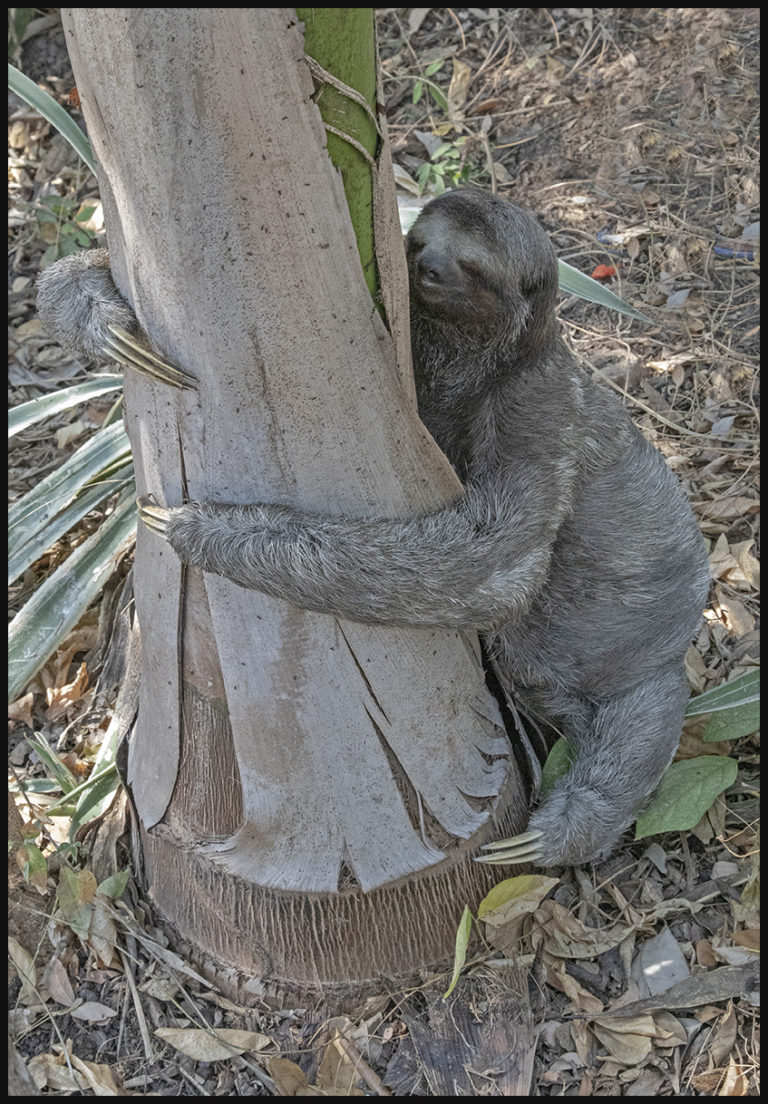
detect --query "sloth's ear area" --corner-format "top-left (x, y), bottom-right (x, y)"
top-left (519, 268), bottom-right (557, 301)
top-left (520, 273), bottom-right (544, 298)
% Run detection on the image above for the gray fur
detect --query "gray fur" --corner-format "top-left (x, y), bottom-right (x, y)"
top-left (36, 192), bottom-right (710, 866)
top-left (36, 248), bottom-right (136, 358)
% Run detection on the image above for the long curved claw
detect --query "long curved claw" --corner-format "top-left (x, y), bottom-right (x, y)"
top-left (137, 495), bottom-right (172, 538)
top-left (106, 325), bottom-right (197, 390)
top-left (474, 828), bottom-right (543, 866)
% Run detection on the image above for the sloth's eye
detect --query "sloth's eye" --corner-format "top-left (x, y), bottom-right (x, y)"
top-left (458, 259), bottom-right (484, 279)
top-left (460, 261), bottom-right (503, 302)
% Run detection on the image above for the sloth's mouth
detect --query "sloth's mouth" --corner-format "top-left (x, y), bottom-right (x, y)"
top-left (411, 279), bottom-right (505, 331)
top-left (411, 276), bottom-right (461, 309)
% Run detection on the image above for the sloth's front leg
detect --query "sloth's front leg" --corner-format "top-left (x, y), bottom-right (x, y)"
top-left (137, 483), bottom-right (552, 633)
top-left (36, 249), bottom-right (197, 391)
top-left (137, 496), bottom-right (174, 539)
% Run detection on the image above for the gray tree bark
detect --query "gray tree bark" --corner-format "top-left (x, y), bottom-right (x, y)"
top-left (62, 7), bottom-right (526, 1005)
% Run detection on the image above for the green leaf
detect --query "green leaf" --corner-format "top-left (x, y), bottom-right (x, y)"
top-left (8, 493), bottom-right (137, 702)
top-left (9, 375), bottom-right (123, 437)
top-left (9, 469), bottom-right (134, 588)
top-left (413, 79), bottom-right (423, 105)
top-left (685, 670), bottom-right (760, 715)
top-left (97, 868), bottom-right (130, 902)
top-left (25, 730), bottom-right (79, 793)
top-left (16, 840), bottom-right (48, 891)
top-left (55, 864), bottom-right (95, 939)
top-left (557, 259), bottom-right (653, 324)
top-left (432, 143), bottom-right (455, 159)
top-left (45, 763), bottom-right (115, 814)
top-left (540, 737), bottom-right (573, 796)
top-left (14, 777), bottom-right (61, 796)
top-left (56, 842), bottom-right (82, 866)
top-left (69, 765), bottom-right (120, 839)
top-left (444, 905), bottom-right (473, 999)
top-left (702, 700), bottom-right (759, 743)
top-left (421, 76), bottom-right (448, 113)
top-left (425, 60), bottom-right (445, 77)
top-left (9, 9), bottom-right (37, 53)
top-left (477, 873), bottom-right (558, 920)
top-left (635, 755), bottom-right (739, 840)
top-left (8, 63), bottom-right (97, 174)
top-left (9, 421), bottom-right (133, 584)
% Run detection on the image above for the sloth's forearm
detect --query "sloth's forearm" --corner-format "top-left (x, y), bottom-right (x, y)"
top-left (162, 484), bottom-right (558, 631)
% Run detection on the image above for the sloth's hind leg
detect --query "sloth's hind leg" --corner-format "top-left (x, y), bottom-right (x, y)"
top-left (478, 666), bottom-right (690, 867)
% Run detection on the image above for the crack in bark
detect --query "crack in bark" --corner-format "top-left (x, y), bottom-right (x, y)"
top-left (337, 621), bottom-right (390, 724)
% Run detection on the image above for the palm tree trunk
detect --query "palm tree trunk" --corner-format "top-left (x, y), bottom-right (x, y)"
top-left (62, 6), bottom-right (527, 1007)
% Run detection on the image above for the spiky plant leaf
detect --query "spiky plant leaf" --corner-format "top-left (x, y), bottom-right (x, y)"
top-left (8, 493), bottom-right (136, 701)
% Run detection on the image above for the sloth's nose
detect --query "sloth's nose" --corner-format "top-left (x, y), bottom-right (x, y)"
top-left (417, 251), bottom-right (447, 284)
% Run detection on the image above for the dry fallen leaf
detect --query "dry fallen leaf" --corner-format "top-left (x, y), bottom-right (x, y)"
top-left (731, 540), bottom-right (760, 588)
top-left (156, 1026), bottom-right (271, 1062)
top-left (447, 57), bottom-right (472, 115)
top-left (268, 1056), bottom-right (324, 1096)
top-left (591, 1017), bottom-right (655, 1065)
top-left (544, 958), bottom-right (604, 1014)
top-left (532, 899), bottom-right (637, 961)
top-left (714, 586), bottom-right (755, 637)
top-left (46, 661), bottom-right (90, 721)
top-left (684, 645), bottom-right (709, 693)
top-left (28, 1043), bottom-right (121, 1095)
top-left (71, 1000), bottom-right (118, 1023)
top-left (693, 495), bottom-right (760, 522)
top-left (42, 955), bottom-right (76, 1006)
top-left (316, 1032), bottom-right (367, 1096)
top-left (8, 692), bottom-right (35, 728)
top-left (8, 936), bottom-right (38, 1004)
top-left (87, 895), bottom-right (121, 970)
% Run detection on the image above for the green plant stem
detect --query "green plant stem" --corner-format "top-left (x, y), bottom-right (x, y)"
top-left (296, 8), bottom-right (379, 300)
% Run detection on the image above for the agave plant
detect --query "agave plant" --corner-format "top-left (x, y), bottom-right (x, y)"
top-left (8, 379), bottom-right (136, 701)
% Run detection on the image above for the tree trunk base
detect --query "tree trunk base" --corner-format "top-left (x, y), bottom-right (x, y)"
top-left (137, 774), bottom-right (527, 1012)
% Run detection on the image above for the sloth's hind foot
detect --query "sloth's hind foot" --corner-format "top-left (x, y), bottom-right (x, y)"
top-left (475, 828), bottom-right (544, 867)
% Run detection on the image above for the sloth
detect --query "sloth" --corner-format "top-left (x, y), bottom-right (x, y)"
top-left (36, 190), bottom-right (710, 867)
top-left (36, 248), bottom-right (197, 390)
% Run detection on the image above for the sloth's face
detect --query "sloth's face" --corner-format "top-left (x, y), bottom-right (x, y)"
top-left (406, 222), bottom-right (508, 327)
top-left (406, 191), bottom-right (558, 338)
